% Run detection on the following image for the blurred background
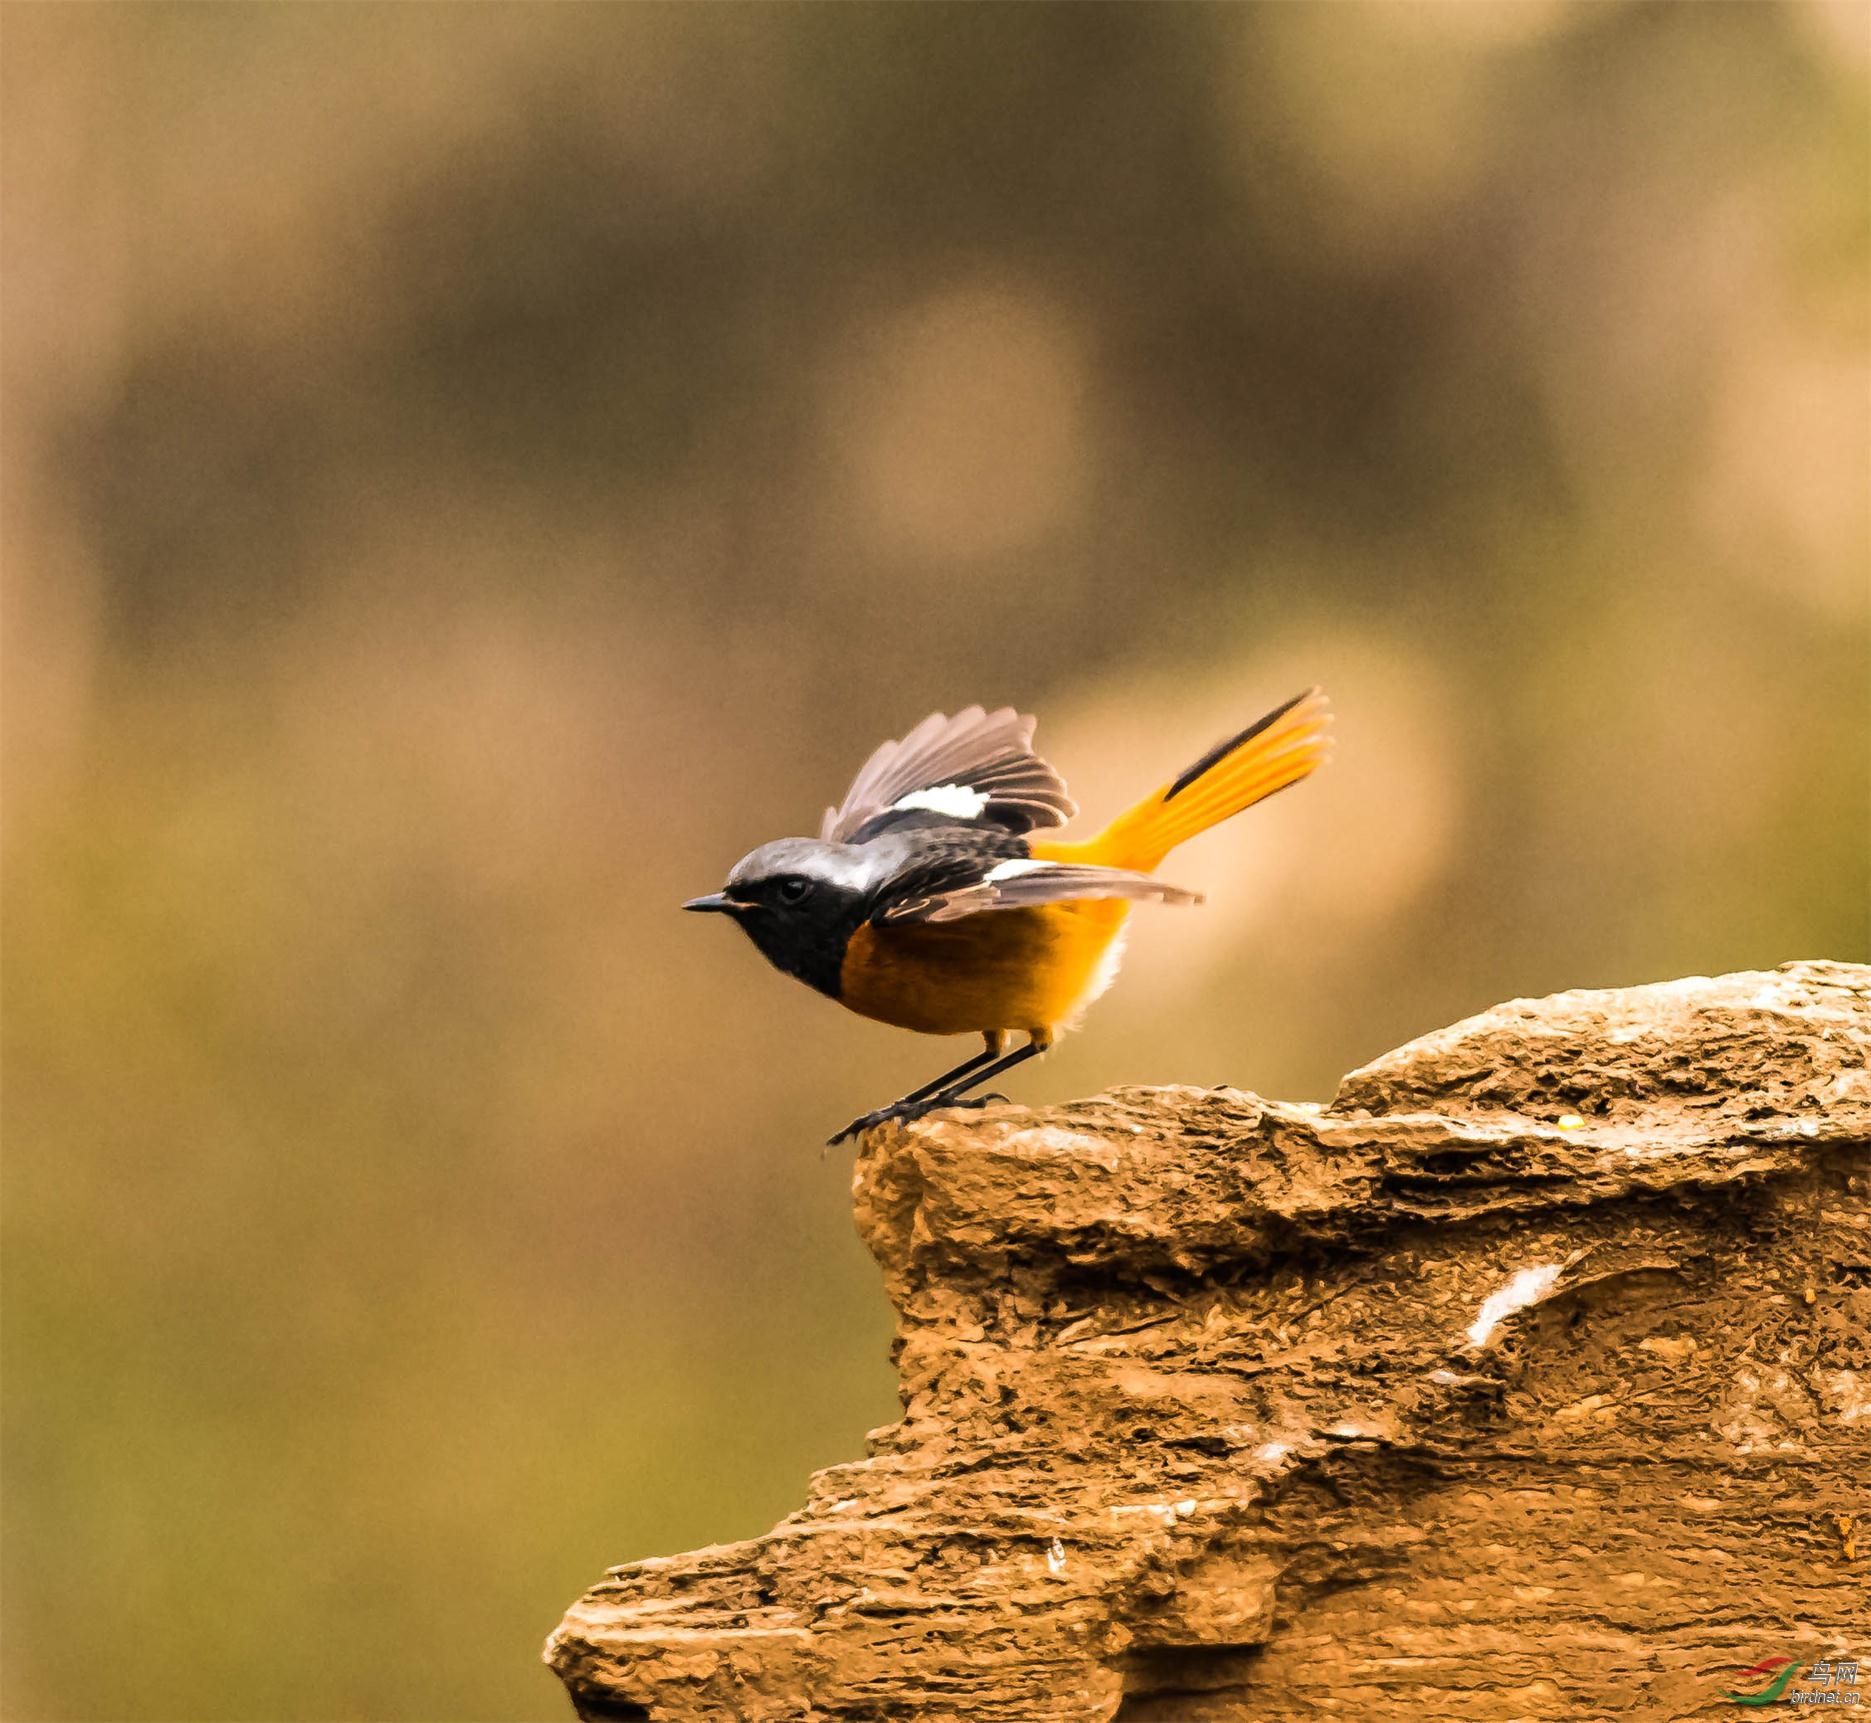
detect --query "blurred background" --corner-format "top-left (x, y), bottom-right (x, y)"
top-left (3, 3), bottom-right (1866, 1718)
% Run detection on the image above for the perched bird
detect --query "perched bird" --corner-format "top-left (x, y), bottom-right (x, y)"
top-left (685, 688), bottom-right (1332, 1144)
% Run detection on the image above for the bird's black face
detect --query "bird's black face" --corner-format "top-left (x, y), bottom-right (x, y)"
top-left (683, 839), bottom-right (874, 1000)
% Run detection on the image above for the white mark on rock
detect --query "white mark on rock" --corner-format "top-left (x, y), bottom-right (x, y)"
top-left (1467, 1263), bottom-right (1563, 1348)
top-left (1046, 1538), bottom-right (1067, 1575)
top-left (1818, 1368), bottom-right (1870, 1425)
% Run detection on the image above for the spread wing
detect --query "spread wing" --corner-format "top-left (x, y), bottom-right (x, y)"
top-left (822, 707), bottom-right (1076, 845)
top-left (879, 859), bottom-right (1203, 925)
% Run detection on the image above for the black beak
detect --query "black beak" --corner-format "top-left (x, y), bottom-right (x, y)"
top-left (682, 893), bottom-right (740, 914)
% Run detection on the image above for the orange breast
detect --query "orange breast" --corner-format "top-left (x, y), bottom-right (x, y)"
top-left (839, 899), bottom-right (1131, 1037)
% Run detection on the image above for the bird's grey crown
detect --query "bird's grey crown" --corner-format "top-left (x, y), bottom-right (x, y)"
top-left (726, 836), bottom-right (888, 896)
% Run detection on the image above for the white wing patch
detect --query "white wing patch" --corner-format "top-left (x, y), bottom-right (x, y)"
top-left (983, 858), bottom-right (1048, 881)
top-left (822, 708), bottom-right (1075, 842)
top-left (892, 784), bottom-right (992, 820)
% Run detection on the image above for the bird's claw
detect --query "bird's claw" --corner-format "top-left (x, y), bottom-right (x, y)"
top-left (827, 1100), bottom-right (922, 1147)
top-left (825, 1090), bottom-right (1013, 1148)
top-left (826, 1100), bottom-right (898, 1144)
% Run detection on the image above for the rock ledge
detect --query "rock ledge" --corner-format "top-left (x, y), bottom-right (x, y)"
top-left (549, 962), bottom-right (1870, 1722)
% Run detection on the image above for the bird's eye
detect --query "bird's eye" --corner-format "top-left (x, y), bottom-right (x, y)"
top-left (775, 875), bottom-right (813, 906)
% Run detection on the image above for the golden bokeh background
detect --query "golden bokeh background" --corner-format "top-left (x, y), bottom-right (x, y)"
top-left (4, 5), bottom-right (1866, 1718)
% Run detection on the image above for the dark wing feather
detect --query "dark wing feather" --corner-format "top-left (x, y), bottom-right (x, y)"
top-left (822, 707), bottom-right (1076, 844)
top-left (859, 828), bottom-right (1028, 923)
top-left (880, 861), bottom-right (1203, 925)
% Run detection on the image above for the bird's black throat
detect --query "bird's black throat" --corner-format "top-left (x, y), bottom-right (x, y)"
top-left (731, 891), bottom-right (868, 1000)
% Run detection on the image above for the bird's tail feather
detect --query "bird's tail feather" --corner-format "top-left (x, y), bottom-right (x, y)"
top-left (1044, 688), bottom-right (1331, 873)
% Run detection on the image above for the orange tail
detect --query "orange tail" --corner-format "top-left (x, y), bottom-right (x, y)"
top-left (1041, 688), bottom-right (1332, 872)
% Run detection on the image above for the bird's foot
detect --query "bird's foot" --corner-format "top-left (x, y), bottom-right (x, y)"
top-left (827, 1098), bottom-right (931, 1147)
top-left (825, 1092), bottom-right (1012, 1148)
top-left (826, 1098), bottom-right (926, 1146)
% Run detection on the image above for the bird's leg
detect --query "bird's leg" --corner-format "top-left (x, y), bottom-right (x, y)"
top-left (827, 1036), bottom-right (1052, 1147)
top-left (893, 1046), bottom-right (1005, 1109)
top-left (924, 1038), bottom-right (1044, 1109)
top-left (825, 1040), bottom-right (1004, 1147)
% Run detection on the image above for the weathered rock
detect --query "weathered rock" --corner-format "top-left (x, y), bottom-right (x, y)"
top-left (548, 962), bottom-right (1871, 1721)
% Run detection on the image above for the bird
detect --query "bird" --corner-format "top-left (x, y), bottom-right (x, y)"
top-left (684, 687), bottom-right (1332, 1145)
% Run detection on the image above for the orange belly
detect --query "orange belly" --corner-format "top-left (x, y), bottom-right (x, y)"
top-left (839, 899), bottom-right (1131, 1037)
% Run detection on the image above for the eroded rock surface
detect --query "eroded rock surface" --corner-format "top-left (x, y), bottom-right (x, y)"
top-left (549, 962), bottom-right (1871, 1721)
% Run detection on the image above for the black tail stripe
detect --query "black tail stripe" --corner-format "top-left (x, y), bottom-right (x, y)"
top-left (1163, 688), bottom-right (1316, 802)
